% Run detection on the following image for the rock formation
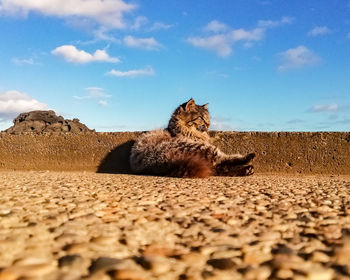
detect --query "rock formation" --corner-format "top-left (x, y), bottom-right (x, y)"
top-left (4, 110), bottom-right (94, 134)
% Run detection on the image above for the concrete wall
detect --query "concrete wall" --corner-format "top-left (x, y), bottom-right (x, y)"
top-left (0, 131), bottom-right (349, 174)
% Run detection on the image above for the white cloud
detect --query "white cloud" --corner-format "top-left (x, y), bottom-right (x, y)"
top-left (188, 17), bottom-right (292, 57)
top-left (52, 45), bottom-right (119, 63)
top-left (278, 46), bottom-right (320, 71)
top-left (130, 16), bottom-right (148, 30)
top-left (311, 104), bottom-right (339, 113)
top-left (12, 57), bottom-right (37, 65)
top-left (107, 66), bottom-right (155, 77)
top-left (211, 116), bottom-right (234, 130)
top-left (149, 22), bottom-right (174, 31)
top-left (0, 0), bottom-right (135, 28)
top-left (0, 90), bottom-right (48, 119)
top-left (98, 100), bottom-right (108, 106)
top-left (188, 34), bottom-right (232, 57)
top-left (258, 16), bottom-right (294, 28)
top-left (92, 27), bottom-right (120, 43)
top-left (204, 20), bottom-right (228, 33)
top-left (308, 26), bottom-right (331, 37)
top-left (123, 35), bottom-right (162, 50)
top-left (230, 28), bottom-right (264, 41)
top-left (74, 87), bottom-right (111, 106)
top-left (188, 27), bottom-right (264, 57)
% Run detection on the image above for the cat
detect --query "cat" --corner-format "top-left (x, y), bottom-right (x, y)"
top-left (129, 98), bottom-right (255, 178)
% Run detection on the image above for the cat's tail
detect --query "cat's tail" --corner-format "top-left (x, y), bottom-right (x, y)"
top-left (168, 153), bottom-right (213, 178)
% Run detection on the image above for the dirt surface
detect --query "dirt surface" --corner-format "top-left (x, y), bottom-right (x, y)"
top-left (0, 131), bottom-right (349, 175)
top-left (0, 171), bottom-right (350, 279)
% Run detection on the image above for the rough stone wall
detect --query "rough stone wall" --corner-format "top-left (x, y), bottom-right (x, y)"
top-left (0, 131), bottom-right (349, 174)
top-left (5, 110), bottom-right (94, 134)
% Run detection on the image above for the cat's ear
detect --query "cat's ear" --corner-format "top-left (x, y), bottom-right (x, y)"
top-left (185, 98), bottom-right (196, 110)
top-left (202, 103), bottom-right (209, 110)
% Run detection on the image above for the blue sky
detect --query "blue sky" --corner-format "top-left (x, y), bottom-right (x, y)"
top-left (0, 0), bottom-right (349, 132)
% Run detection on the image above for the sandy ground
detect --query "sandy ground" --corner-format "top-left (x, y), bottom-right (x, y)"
top-left (0, 171), bottom-right (349, 280)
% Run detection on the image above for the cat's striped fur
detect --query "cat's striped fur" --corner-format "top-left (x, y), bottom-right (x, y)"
top-left (130, 99), bottom-right (255, 178)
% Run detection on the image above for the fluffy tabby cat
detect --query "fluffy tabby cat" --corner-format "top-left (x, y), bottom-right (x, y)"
top-left (130, 98), bottom-right (255, 178)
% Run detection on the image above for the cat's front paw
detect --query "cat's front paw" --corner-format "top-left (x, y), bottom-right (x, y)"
top-left (245, 152), bottom-right (256, 162)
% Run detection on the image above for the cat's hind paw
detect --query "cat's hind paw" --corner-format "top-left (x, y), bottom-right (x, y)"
top-left (215, 162), bottom-right (254, 177)
top-left (239, 164), bottom-right (254, 176)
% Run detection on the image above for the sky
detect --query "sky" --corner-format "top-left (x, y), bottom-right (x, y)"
top-left (0, 0), bottom-right (349, 132)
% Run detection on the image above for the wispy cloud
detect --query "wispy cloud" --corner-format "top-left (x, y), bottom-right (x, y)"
top-left (12, 57), bottom-right (38, 65)
top-left (107, 66), bottom-right (155, 77)
top-left (278, 45), bottom-right (320, 71)
top-left (188, 17), bottom-right (291, 57)
top-left (309, 103), bottom-right (339, 113)
top-left (286, 119), bottom-right (306, 124)
top-left (206, 71), bottom-right (229, 78)
top-left (211, 116), bottom-right (234, 131)
top-left (123, 35), bottom-right (162, 50)
top-left (74, 87), bottom-right (111, 106)
top-left (52, 45), bottom-right (119, 63)
top-left (0, 90), bottom-right (48, 119)
top-left (204, 20), bottom-right (228, 33)
top-left (188, 34), bottom-right (233, 57)
top-left (0, 0), bottom-right (135, 28)
top-left (149, 22), bottom-right (174, 31)
top-left (188, 28), bottom-right (264, 57)
top-left (130, 16), bottom-right (148, 30)
top-left (308, 26), bottom-right (331, 37)
top-left (257, 16), bottom-right (294, 28)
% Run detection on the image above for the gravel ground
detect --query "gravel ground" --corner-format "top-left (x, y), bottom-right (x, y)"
top-left (0, 171), bottom-right (349, 280)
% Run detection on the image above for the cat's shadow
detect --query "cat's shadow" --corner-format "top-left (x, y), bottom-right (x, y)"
top-left (97, 140), bottom-right (135, 174)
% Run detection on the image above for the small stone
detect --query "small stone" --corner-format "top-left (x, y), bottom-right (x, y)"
top-left (113, 269), bottom-right (147, 280)
top-left (84, 271), bottom-right (111, 280)
top-left (181, 252), bottom-right (206, 267)
top-left (207, 258), bottom-right (235, 270)
top-left (0, 262), bottom-right (56, 280)
top-left (312, 251), bottom-right (330, 263)
top-left (276, 269), bottom-right (293, 279)
top-left (149, 257), bottom-right (172, 276)
top-left (334, 239), bottom-right (350, 265)
top-left (244, 266), bottom-right (271, 280)
top-left (244, 250), bottom-right (272, 265)
top-left (58, 255), bottom-right (83, 267)
top-left (0, 209), bottom-right (11, 216)
top-left (89, 257), bottom-right (121, 274)
top-left (211, 250), bottom-right (241, 259)
top-left (91, 236), bottom-right (117, 246)
top-left (306, 268), bottom-right (333, 280)
top-left (64, 242), bottom-right (90, 254)
top-left (259, 231), bottom-right (281, 241)
top-left (273, 254), bottom-right (311, 271)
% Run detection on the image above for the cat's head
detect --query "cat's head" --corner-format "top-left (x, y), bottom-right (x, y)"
top-left (168, 98), bottom-right (210, 138)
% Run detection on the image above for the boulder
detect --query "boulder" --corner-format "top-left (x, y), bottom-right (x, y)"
top-left (4, 110), bottom-right (94, 134)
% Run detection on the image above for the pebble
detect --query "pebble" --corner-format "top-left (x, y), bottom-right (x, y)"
top-left (334, 239), bottom-right (350, 265)
top-left (89, 257), bottom-right (121, 274)
top-left (0, 262), bottom-right (56, 280)
top-left (244, 266), bottom-right (271, 280)
top-left (207, 258), bottom-right (235, 270)
top-left (312, 251), bottom-right (330, 263)
top-left (306, 268), bottom-right (333, 280)
top-left (112, 269), bottom-right (147, 280)
top-left (276, 268), bottom-right (294, 279)
top-left (148, 257), bottom-right (172, 276)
